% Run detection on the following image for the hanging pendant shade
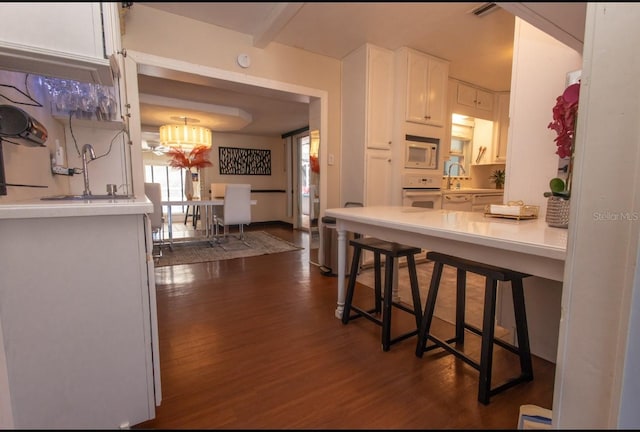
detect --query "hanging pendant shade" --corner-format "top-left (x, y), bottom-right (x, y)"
top-left (159, 116), bottom-right (212, 149)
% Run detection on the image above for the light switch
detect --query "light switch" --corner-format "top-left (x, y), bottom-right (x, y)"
top-left (328, 153), bottom-right (335, 165)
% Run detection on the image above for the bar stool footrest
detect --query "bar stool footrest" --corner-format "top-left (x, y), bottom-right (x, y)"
top-left (464, 322), bottom-right (522, 355)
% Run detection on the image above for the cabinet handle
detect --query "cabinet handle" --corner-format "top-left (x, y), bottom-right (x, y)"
top-left (444, 195), bottom-right (470, 202)
top-left (474, 194), bottom-right (502, 199)
top-left (424, 115), bottom-right (431, 119)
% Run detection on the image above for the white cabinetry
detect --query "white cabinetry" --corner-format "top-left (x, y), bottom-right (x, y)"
top-left (442, 191), bottom-right (503, 212)
top-left (0, 2), bottom-right (120, 84)
top-left (404, 48), bottom-right (449, 127)
top-left (471, 192), bottom-right (504, 212)
top-left (457, 82), bottom-right (494, 113)
top-left (0, 205), bottom-right (160, 428)
top-left (450, 79), bottom-right (496, 121)
top-left (494, 92), bottom-right (511, 162)
top-left (342, 43), bottom-right (394, 206)
top-left (366, 46), bottom-right (394, 150)
top-left (442, 193), bottom-right (473, 211)
top-left (365, 150), bottom-right (392, 206)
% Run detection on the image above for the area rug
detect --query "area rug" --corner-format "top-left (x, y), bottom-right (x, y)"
top-left (155, 231), bottom-right (302, 267)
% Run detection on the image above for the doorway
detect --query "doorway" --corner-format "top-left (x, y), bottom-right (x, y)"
top-left (123, 51), bottom-right (327, 232)
top-left (298, 133), bottom-right (319, 233)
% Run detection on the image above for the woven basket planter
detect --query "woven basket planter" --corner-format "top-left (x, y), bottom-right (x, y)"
top-left (545, 196), bottom-right (570, 228)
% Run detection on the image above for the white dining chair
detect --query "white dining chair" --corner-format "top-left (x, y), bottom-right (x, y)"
top-left (144, 182), bottom-right (164, 257)
top-left (215, 183), bottom-right (252, 248)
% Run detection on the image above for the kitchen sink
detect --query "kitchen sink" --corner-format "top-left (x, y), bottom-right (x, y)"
top-left (41, 194), bottom-right (135, 201)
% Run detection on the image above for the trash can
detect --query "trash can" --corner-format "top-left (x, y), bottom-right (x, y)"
top-left (319, 202), bottom-right (362, 276)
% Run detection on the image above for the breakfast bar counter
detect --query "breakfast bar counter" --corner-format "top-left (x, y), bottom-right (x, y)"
top-left (324, 205), bottom-right (567, 319)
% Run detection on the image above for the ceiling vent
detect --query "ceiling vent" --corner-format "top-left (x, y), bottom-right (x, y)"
top-left (470, 2), bottom-right (498, 17)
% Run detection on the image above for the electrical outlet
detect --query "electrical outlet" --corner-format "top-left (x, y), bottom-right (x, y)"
top-left (52, 166), bottom-right (72, 175)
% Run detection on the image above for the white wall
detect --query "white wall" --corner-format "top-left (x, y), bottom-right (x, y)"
top-left (201, 133), bottom-right (288, 223)
top-left (142, 132), bottom-right (289, 223)
top-left (121, 4), bottom-right (342, 212)
top-left (498, 18), bottom-right (582, 363)
top-left (554, 3), bottom-right (640, 428)
top-left (504, 20), bottom-right (582, 211)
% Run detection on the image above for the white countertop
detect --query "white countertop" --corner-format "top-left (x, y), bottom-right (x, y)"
top-left (0, 196), bottom-right (153, 220)
top-left (325, 205), bottom-right (566, 261)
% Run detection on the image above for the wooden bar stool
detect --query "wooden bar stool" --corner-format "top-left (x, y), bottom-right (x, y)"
top-left (415, 251), bottom-right (533, 404)
top-left (342, 237), bottom-right (423, 351)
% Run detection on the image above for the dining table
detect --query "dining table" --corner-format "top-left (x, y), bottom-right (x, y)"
top-left (324, 205), bottom-right (568, 319)
top-left (161, 198), bottom-right (257, 247)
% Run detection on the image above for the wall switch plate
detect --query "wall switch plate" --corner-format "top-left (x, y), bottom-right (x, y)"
top-left (328, 153), bottom-right (335, 165)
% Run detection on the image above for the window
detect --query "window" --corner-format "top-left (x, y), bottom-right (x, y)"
top-left (444, 136), bottom-right (471, 176)
top-left (445, 114), bottom-right (474, 176)
top-left (144, 164), bottom-right (187, 215)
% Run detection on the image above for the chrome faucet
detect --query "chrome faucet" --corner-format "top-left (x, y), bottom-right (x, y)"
top-left (81, 144), bottom-right (97, 196)
top-left (446, 162), bottom-right (466, 190)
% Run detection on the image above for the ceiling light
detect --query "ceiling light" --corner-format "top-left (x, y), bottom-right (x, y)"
top-left (159, 116), bottom-right (212, 149)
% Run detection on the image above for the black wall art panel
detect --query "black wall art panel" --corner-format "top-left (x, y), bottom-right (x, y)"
top-left (219, 147), bottom-right (271, 175)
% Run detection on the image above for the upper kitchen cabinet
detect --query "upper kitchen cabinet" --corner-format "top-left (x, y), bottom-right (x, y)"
top-left (451, 79), bottom-right (496, 120)
top-left (342, 43), bottom-right (394, 151)
top-left (494, 91), bottom-right (510, 162)
top-left (456, 82), bottom-right (494, 113)
top-left (342, 43), bottom-right (394, 206)
top-left (0, 2), bottom-right (121, 85)
top-left (401, 48), bottom-right (449, 128)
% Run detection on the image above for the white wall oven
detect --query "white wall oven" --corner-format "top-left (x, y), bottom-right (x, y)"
top-left (401, 173), bottom-right (442, 209)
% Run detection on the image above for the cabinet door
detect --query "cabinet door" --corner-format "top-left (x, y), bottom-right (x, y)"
top-left (365, 150), bottom-right (392, 206)
top-left (0, 214), bottom-right (158, 428)
top-left (406, 51), bottom-right (447, 127)
top-left (367, 46), bottom-right (393, 149)
top-left (442, 193), bottom-right (473, 211)
top-left (472, 193), bottom-right (503, 212)
top-left (425, 57), bottom-right (448, 127)
top-left (0, 3), bottom-right (118, 84)
top-left (456, 83), bottom-right (478, 108)
top-left (405, 51), bottom-right (430, 124)
top-left (475, 88), bottom-right (495, 112)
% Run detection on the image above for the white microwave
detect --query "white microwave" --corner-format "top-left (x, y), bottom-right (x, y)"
top-left (404, 135), bottom-right (439, 169)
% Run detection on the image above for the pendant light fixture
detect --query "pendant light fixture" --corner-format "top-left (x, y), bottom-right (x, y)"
top-left (159, 116), bottom-right (212, 149)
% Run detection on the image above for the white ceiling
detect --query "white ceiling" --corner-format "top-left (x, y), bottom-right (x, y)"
top-left (132, 2), bottom-right (583, 143)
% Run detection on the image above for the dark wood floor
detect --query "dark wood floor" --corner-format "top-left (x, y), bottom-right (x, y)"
top-left (134, 223), bottom-right (555, 429)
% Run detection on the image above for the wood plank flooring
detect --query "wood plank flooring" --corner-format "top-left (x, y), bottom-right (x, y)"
top-left (133, 223), bottom-right (555, 429)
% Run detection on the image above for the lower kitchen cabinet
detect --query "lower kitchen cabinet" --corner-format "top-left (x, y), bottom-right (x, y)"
top-left (0, 209), bottom-right (160, 428)
top-left (365, 149), bottom-right (392, 206)
top-left (442, 190), bottom-right (503, 212)
top-left (442, 192), bottom-right (473, 211)
top-left (471, 192), bottom-right (504, 212)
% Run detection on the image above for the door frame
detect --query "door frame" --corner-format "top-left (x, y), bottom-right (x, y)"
top-left (122, 50), bottom-right (328, 224)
